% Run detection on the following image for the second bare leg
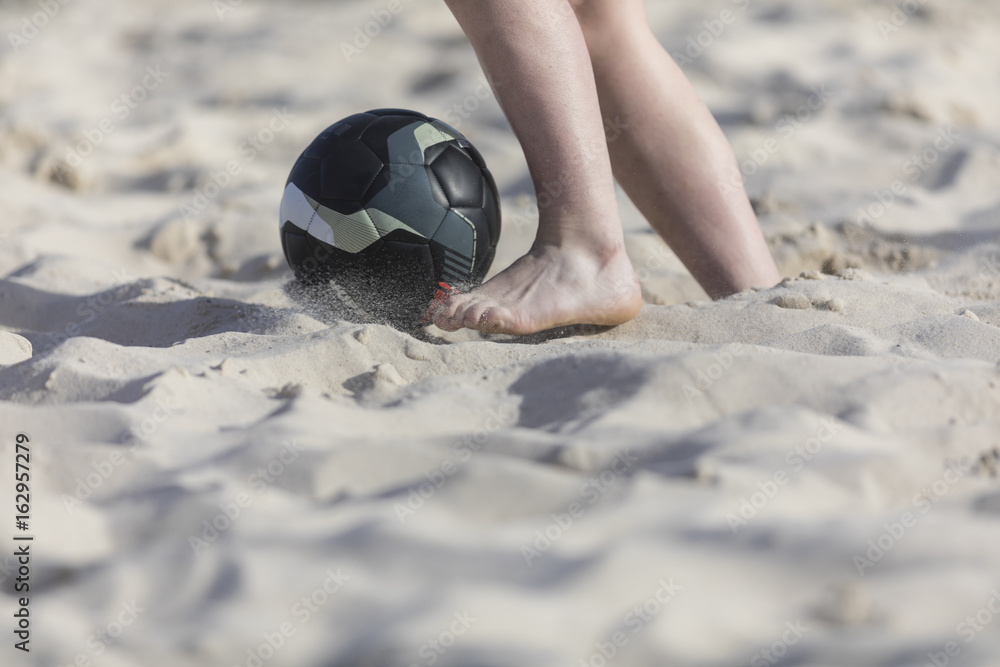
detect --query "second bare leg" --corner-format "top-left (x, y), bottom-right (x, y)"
top-left (574, 0), bottom-right (781, 298)
top-left (434, 0), bottom-right (642, 334)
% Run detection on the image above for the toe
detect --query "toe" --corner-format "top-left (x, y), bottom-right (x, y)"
top-left (432, 294), bottom-right (469, 332)
top-left (479, 305), bottom-right (519, 334)
top-left (461, 300), bottom-right (495, 331)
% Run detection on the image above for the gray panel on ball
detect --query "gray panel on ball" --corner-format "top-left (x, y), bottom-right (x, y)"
top-left (434, 210), bottom-right (476, 275)
top-left (361, 122), bottom-right (454, 240)
top-left (366, 164), bottom-right (448, 239)
top-left (385, 121), bottom-right (421, 163)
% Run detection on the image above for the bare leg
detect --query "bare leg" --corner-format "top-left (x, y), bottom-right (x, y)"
top-left (433, 0), bottom-right (642, 335)
top-left (573, 0), bottom-right (781, 298)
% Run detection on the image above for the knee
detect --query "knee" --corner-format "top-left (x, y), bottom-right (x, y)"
top-left (572, 0), bottom-right (648, 50)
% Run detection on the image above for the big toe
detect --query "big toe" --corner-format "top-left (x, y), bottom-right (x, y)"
top-left (431, 294), bottom-right (470, 332)
top-left (479, 305), bottom-right (522, 335)
top-left (459, 298), bottom-right (501, 331)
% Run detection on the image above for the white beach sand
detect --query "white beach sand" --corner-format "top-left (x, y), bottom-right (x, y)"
top-left (1, 0), bottom-right (999, 665)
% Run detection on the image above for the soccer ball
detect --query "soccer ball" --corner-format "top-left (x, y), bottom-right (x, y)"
top-left (279, 108), bottom-right (501, 329)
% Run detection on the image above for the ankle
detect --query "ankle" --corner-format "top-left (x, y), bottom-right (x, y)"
top-left (531, 216), bottom-right (627, 264)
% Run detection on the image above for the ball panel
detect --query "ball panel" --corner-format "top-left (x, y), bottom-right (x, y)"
top-left (470, 244), bottom-right (496, 285)
top-left (279, 182), bottom-right (317, 233)
top-left (365, 164), bottom-right (449, 240)
top-left (480, 162), bottom-right (500, 206)
top-left (310, 201), bottom-right (380, 254)
top-left (409, 123), bottom-right (459, 162)
top-left (462, 140), bottom-right (489, 171)
top-left (424, 164), bottom-right (451, 211)
top-left (278, 221), bottom-right (294, 267)
top-left (428, 119), bottom-right (465, 143)
top-left (366, 108), bottom-right (429, 121)
top-left (280, 222), bottom-right (315, 282)
top-left (306, 213), bottom-right (335, 247)
top-left (360, 165), bottom-right (393, 203)
top-left (286, 157), bottom-right (322, 200)
top-left (304, 112), bottom-right (379, 158)
top-left (362, 117), bottom-right (426, 164)
top-left (309, 196), bottom-right (366, 217)
top-left (451, 205), bottom-right (496, 284)
top-left (370, 118), bottom-right (455, 168)
top-left (366, 207), bottom-right (427, 240)
top-left (319, 140), bottom-right (384, 202)
top-left (431, 210), bottom-right (477, 285)
top-left (481, 181), bottom-right (501, 246)
top-left (421, 141), bottom-right (449, 165)
top-left (428, 144), bottom-right (484, 208)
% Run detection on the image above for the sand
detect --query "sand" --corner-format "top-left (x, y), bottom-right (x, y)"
top-left (1, 0), bottom-right (1000, 665)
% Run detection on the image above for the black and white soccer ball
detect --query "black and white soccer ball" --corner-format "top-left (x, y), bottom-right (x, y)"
top-left (279, 108), bottom-right (501, 329)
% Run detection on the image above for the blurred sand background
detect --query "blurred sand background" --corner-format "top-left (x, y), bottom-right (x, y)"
top-left (1, 0), bottom-right (1000, 665)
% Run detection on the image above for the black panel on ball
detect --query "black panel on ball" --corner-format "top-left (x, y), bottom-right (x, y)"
top-left (280, 222), bottom-right (316, 283)
top-left (425, 164), bottom-right (451, 210)
top-left (304, 112), bottom-right (378, 158)
top-left (286, 157), bottom-right (321, 199)
top-left (421, 141), bottom-right (450, 165)
top-left (429, 144), bottom-right (484, 209)
top-left (319, 140), bottom-right (384, 202)
top-left (481, 180), bottom-right (501, 246)
top-left (367, 108), bottom-right (429, 120)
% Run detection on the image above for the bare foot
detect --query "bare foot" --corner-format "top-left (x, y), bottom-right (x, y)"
top-left (430, 241), bottom-right (642, 335)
